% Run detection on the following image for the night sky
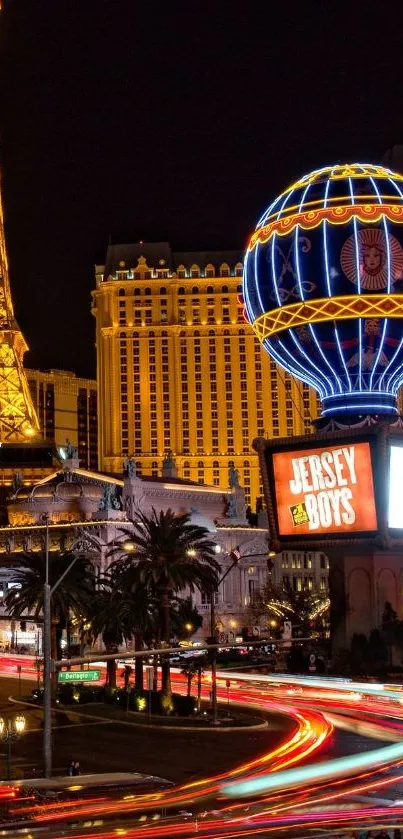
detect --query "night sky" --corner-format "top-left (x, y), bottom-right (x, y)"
top-left (0, 1), bottom-right (402, 378)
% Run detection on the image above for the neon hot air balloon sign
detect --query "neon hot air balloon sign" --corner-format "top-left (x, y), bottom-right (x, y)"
top-left (243, 164), bottom-right (403, 417)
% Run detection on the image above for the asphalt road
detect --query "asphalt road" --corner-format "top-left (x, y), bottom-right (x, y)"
top-left (0, 676), bottom-right (294, 783)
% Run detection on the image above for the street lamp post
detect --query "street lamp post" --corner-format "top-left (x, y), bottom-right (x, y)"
top-left (210, 547), bottom-right (242, 725)
top-left (210, 547), bottom-right (276, 724)
top-left (0, 714), bottom-right (26, 780)
top-left (42, 516), bottom-right (84, 779)
top-left (43, 515), bottom-right (52, 778)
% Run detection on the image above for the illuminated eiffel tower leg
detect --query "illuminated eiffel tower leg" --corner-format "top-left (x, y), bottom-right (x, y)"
top-left (0, 171), bottom-right (39, 441)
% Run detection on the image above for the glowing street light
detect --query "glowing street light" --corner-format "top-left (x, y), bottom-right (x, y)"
top-left (0, 714), bottom-right (26, 779)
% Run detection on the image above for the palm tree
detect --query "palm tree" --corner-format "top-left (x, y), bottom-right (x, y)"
top-left (180, 660), bottom-right (196, 696)
top-left (170, 596), bottom-right (203, 641)
top-left (89, 586), bottom-right (136, 688)
top-left (5, 551), bottom-right (95, 666)
top-left (109, 508), bottom-right (219, 696)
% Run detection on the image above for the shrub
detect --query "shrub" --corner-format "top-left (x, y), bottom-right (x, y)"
top-left (173, 693), bottom-right (196, 716)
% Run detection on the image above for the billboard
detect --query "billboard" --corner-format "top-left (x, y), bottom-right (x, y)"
top-left (272, 442), bottom-right (377, 537)
top-left (388, 444), bottom-right (403, 528)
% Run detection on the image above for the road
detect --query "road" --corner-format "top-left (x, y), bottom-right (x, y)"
top-left (1, 656), bottom-right (403, 836)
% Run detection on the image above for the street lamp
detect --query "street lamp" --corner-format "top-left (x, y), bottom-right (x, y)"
top-left (0, 714), bottom-right (26, 779)
top-left (210, 546), bottom-right (243, 725)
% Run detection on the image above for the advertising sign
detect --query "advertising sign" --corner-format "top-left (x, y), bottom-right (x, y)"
top-left (388, 444), bottom-right (403, 528)
top-left (272, 442), bottom-right (377, 537)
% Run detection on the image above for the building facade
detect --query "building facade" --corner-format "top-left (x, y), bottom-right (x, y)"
top-left (92, 243), bottom-right (320, 509)
top-left (26, 369), bottom-right (97, 471)
top-left (0, 452), bottom-right (275, 648)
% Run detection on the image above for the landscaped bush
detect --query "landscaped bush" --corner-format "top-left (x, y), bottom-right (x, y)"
top-left (30, 684), bottom-right (196, 716)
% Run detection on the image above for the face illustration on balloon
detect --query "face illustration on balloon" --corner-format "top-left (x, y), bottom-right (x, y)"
top-left (341, 227), bottom-right (403, 290)
top-left (362, 244), bottom-right (383, 275)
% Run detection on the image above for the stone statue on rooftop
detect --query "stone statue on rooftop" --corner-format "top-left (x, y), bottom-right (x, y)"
top-left (229, 466), bottom-right (240, 488)
top-left (123, 457), bottom-right (137, 479)
top-left (99, 484), bottom-right (121, 511)
top-left (65, 438), bottom-right (78, 460)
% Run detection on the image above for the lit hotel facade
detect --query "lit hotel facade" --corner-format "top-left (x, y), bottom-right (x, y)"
top-left (92, 243), bottom-right (320, 507)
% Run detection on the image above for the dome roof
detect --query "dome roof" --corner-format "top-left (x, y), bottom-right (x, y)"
top-left (254, 163), bottom-right (403, 233)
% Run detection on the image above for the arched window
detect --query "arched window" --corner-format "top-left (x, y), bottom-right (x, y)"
top-left (213, 460), bottom-right (219, 468)
top-left (119, 331), bottom-right (125, 339)
top-left (243, 460), bottom-right (250, 468)
top-left (132, 331), bottom-right (139, 337)
top-left (145, 288), bottom-right (151, 296)
top-left (162, 330), bottom-right (168, 336)
top-left (228, 460), bottom-right (234, 468)
top-left (179, 330), bottom-right (186, 337)
top-left (184, 461), bottom-right (190, 468)
top-left (209, 329), bottom-right (215, 335)
top-left (192, 286), bottom-right (199, 294)
top-left (221, 285), bottom-right (229, 293)
top-left (239, 328), bottom-right (245, 335)
top-left (224, 329), bottom-right (230, 335)
top-left (190, 265), bottom-right (200, 279)
top-left (134, 287), bottom-right (141, 296)
top-left (160, 287), bottom-right (166, 295)
top-left (220, 263), bottom-right (230, 277)
top-left (205, 263), bottom-right (215, 278)
top-left (178, 286), bottom-right (185, 295)
top-left (194, 330), bottom-right (200, 336)
top-left (235, 262), bottom-right (243, 276)
top-left (198, 460), bottom-right (204, 468)
top-left (177, 265), bottom-right (186, 279)
top-left (118, 288), bottom-right (125, 296)
top-left (207, 285), bottom-right (214, 294)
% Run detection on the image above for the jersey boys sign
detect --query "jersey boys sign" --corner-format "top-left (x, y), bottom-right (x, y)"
top-left (272, 442), bottom-right (377, 536)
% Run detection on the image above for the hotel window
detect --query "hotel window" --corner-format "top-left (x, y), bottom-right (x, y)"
top-left (320, 578), bottom-right (327, 591)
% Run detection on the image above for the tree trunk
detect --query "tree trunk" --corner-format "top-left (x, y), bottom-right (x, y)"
top-left (105, 645), bottom-right (118, 688)
top-left (187, 673), bottom-right (192, 697)
top-left (134, 632), bottom-right (144, 691)
top-left (161, 589), bottom-right (171, 697)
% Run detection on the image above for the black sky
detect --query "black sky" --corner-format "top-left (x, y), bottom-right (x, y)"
top-left (0, 0), bottom-right (402, 378)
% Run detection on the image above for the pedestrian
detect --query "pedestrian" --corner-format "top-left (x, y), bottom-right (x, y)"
top-left (72, 760), bottom-right (80, 776)
top-left (67, 761), bottom-right (74, 777)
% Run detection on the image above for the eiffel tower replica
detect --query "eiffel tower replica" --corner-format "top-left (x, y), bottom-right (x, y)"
top-left (0, 169), bottom-right (39, 441)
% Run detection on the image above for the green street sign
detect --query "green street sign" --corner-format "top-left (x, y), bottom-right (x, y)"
top-left (59, 669), bottom-right (101, 683)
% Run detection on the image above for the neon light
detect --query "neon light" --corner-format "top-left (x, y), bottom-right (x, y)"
top-left (271, 232), bottom-right (281, 307)
top-left (334, 324), bottom-right (353, 393)
top-left (248, 203), bottom-right (403, 250)
top-left (288, 328), bottom-right (335, 396)
top-left (253, 242), bottom-right (265, 315)
top-left (308, 322), bottom-right (343, 393)
top-left (242, 249), bottom-right (254, 324)
top-left (369, 219), bottom-right (390, 390)
top-left (243, 163), bottom-right (403, 418)
top-left (252, 293), bottom-right (403, 340)
top-left (379, 334), bottom-right (403, 390)
top-left (322, 402), bottom-right (398, 415)
top-left (265, 338), bottom-right (324, 398)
